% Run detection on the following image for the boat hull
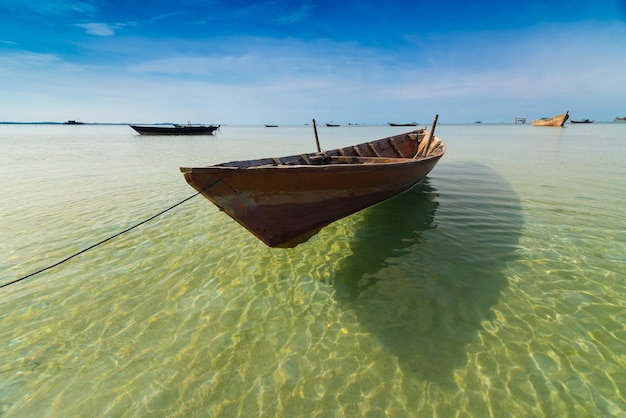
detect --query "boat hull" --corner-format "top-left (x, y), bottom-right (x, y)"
top-left (181, 130), bottom-right (445, 247)
top-left (130, 125), bottom-right (219, 135)
top-left (531, 111), bottom-right (569, 127)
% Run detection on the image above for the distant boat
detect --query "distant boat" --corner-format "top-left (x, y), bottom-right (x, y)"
top-left (570, 119), bottom-right (594, 124)
top-left (64, 120), bottom-right (84, 125)
top-left (532, 111), bottom-right (569, 127)
top-left (388, 122), bottom-right (418, 127)
top-left (180, 117), bottom-right (445, 248)
top-left (614, 116), bottom-right (626, 122)
top-left (130, 123), bottom-right (219, 135)
top-left (265, 124), bottom-right (278, 128)
top-left (326, 107), bottom-right (340, 126)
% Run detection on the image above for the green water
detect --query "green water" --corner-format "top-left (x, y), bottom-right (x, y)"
top-left (1, 124), bottom-right (625, 417)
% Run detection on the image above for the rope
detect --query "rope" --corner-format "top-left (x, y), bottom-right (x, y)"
top-left (1, 169), bottom-right (239, 290)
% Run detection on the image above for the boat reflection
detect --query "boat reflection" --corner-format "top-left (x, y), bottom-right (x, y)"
top-left (332, 162), bottom-right (524, 386)
top-left (332, 179), bottom-right (439, 301)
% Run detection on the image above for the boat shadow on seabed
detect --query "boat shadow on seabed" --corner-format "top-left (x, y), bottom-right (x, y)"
top-left (330, 161), bottom-right (524, 387)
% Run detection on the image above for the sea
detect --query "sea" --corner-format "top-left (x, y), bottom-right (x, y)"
top-left (1, 122), bottom-right (624, 417)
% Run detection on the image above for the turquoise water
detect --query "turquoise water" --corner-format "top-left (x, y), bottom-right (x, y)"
top-left (1, 123), bottom-right (625, 417)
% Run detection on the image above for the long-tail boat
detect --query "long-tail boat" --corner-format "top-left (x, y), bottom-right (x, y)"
top-left (531, 111), bottom-right (569, 127)
top-left (180, 116), bottom-right (445, 248)
top-left (130, 123), bottom-right (219, 135)
top-left (388, 122), bottom-right (418, 126)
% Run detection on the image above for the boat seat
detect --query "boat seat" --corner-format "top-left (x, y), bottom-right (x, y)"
top-left (309, 153), bottom-right (331, 165)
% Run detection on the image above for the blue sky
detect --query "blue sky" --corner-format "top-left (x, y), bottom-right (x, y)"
top-left (1, 0), bottom-right (625, 124)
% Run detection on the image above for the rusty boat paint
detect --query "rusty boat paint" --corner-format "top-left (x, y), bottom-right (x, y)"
top-left (180, 128), bottom-right (445, 248)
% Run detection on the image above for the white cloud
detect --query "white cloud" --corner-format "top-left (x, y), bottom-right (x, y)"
top-left (0, 0), bottom-right (98, 16)
top-left (75, 22), bottom-right (117, 36)
top-left (272, 2), bottom-right (315, 25)
top-left (2, 18), bottom-right (625, 124)
top-left (0, 51), bottom-right (62, 69)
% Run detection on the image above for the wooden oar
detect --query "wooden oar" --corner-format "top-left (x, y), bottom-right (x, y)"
top-left (413, 114), bottom-right (438, 159)
top-left (312, 118), bottom-right (321, 153)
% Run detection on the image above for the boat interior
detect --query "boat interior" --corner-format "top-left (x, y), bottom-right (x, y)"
top-left (218, 129), bottom-right (444, 168)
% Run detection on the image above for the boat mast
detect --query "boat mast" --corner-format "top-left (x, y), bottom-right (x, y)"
top-left (312, 119), bottom-right (321, 152)
top-left (414, 114), bottom-right (438, 158)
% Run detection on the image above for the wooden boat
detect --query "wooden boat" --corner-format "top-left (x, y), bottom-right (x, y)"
top-left (531, 111), bottom-right (569, 127)
top-left (180, 117), bottom-right (445, 248)
top-left (388, 122), bottom-right (418, 126)
top-left (130, 123), bottom-right (219, 135)
top-left (570, 119), bottom-right (594, 124)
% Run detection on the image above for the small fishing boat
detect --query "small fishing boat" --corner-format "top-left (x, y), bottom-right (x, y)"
top-left (570, 119), bottom-right (594, 124)
top-left (130, 123), bottom-right (219, 135)
top-left (265, 124), bottom-right (278, 128)
top-left (388, 122), bottom-right (418, 127)
top-left (180, 117), bottom-right (445, 248)
top-left (531, 111), bottom-right (569, 127)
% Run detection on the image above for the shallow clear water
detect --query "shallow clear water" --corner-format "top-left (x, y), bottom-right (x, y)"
top-left (1, 123), bottom-right (625, 417)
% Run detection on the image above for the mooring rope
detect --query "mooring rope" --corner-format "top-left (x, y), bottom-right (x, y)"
top-left (1, 169), bottom-right (239, 290)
